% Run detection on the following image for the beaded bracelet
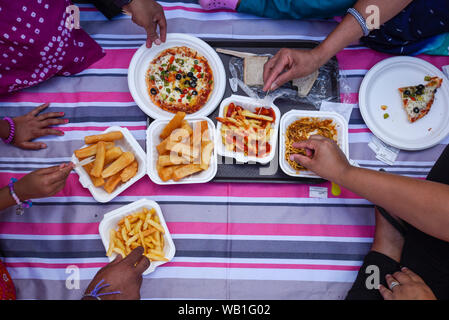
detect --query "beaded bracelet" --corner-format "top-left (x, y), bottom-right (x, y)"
top-left (8, 178), bottom-right (32, 216)
top-left (2, 117), bottom-right (15, 145)
top-left (83, 279), bottom-right (121, 300)
top-left (347, 8), bottom-right (371, 37)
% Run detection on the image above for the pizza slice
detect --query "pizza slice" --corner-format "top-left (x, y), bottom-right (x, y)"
top-left (398, 76), bottom-right (443, 123)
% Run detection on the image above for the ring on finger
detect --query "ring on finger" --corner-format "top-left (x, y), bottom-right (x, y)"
top-left (389, 281), bottom-right (400, 290)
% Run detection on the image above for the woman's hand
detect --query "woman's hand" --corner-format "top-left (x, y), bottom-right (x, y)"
top-left (13, 163), bottom-right (74, 201)
top-left (289, 135), bottom-right (351, 183)
top-left (11, 103), bottom-right (67, 150)
top-left (262, 48), bottom-right (323, 91)
top-left (124, 0), bottom-right (167, 49)
top-left (379, 267), bottom-right (437, 300)
top-left (83, 247), bottom-right (150, 300)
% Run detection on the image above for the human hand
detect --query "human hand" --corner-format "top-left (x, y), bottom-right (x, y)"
top-left (263, 48), bottom-right (322, 91)
top-left (289, 135), bottom-right (351, 183)
top-left (379, 267), bottom-right (437, 300)
top-left (83, 247), bottom-right (150, 300)
top-left (11, 103), bottom-right (67, 150)
top-left (13, 163), bottom-right (74, 201)
top-left (124, 0), bottom-right (167, 48)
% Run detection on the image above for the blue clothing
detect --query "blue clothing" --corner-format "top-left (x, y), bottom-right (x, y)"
top-left (361, 0), bottom-right (449, 56)
top-left (237, 0), bottom-right (449, 56)
top-left (237, 0), bottom-right (357, 20)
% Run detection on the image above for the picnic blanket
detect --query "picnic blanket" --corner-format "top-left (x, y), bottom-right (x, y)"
top-left (0, 1), bottom-right (448, 300)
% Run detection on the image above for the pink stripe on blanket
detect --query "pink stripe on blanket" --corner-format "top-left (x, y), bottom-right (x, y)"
top-left (337, 48), bottom-right (449, 71)
top-left (0, 221), bottom-right (374, 237)
top-left (0, 91), bottom-right (134, 103)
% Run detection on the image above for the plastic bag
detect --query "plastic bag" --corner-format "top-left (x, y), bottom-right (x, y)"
top-left (228, 55), bottom-right (351, 109)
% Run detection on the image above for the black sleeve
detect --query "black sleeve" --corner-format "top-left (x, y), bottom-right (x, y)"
top-left (88, 0), bottom-right (123, 19)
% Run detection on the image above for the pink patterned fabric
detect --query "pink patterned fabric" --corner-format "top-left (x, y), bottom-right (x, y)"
top-left (0, 0), bottom-right (105, 95)
top-left (0, 259), bottom-right (15, 300)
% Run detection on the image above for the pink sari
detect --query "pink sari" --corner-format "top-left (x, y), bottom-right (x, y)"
top-left (0, 0), bottom-right (105, 95)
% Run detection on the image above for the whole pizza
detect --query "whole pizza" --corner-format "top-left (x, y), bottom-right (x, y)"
top-left (146, 46), bottom-right (214, 114)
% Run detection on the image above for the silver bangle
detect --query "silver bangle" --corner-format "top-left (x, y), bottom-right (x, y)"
top-left (347, 8), bottom-right (371, 37)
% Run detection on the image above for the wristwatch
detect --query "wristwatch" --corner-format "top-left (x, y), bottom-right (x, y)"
top-left (112, 0), bottom-right (133, 8)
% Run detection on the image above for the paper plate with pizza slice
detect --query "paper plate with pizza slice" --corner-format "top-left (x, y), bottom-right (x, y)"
top-left (128, 33), bottom-right (226, 120)
top-left (359, 56), bottom-right (449, 150)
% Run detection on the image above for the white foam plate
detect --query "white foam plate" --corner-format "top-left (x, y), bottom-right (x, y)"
top-left (128, 33), bottom-right (226, 120)
top-left (72, 126), bottom-right (146, 203)
top-left (215, 95), bottom-right (280, 165)
top-left (359, 56), bottom-right (449, 150)
top-left (279, 110), bottom-right (349, 178)
top-left (99, 199), bottom-right (175, 275)
top-left (146, 117), bottom-right (217, 184)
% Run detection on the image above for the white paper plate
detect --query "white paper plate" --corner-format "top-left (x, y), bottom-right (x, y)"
top-left (72, 126), bottom-right (146, 203)
top-left (279, 110), bottom-right (349, 179)
top-left (99, 199), bottom-right (176, 275)
top-left (146, 117), bottom-right (217, 184)
top-left (359, 56), bottom-right (449, 150)
top-left (215, 95), bottom-right (280, 165)
top-left (128, 33), bottom-right (226, 120)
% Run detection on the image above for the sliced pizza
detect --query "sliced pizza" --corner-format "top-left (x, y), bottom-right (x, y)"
top-left (146, 46), bottom-right (214, 114)
top-left (398, 76), bottom-right (443, 123)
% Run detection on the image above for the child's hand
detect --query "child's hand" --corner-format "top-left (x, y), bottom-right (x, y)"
top-left (13, 163), bottom-right (74, 200)
top-left (12, 103), bottom-right (68, 150)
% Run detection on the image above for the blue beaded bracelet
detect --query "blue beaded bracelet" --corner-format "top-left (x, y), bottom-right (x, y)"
top-left (347, 8), bottom-right (371, 37)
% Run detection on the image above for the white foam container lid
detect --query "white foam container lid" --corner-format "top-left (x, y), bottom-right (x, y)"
top-left (99, 198), bottom-right (175, 275)
top-left (279, 110), bottom-right (349, 178)
top-left (71, 126), bottom-right (147, 203)
top-left (215, 95), bottom-right (280, 165)
top-left (146, 117), bottom-right (218, 184)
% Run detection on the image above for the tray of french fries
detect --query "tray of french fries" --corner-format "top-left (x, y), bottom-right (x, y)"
top-left (215, 95), bottom-right (280, 165)
top-left (147, 111), bottom-right (217, 184)
top-left (99, 198), bottom-right (175, 275)
top-left (72, 126), bottom-right (146, 202)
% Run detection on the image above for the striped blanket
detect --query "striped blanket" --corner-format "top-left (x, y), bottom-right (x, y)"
top-left (0, 1), bottom-right (448, 300)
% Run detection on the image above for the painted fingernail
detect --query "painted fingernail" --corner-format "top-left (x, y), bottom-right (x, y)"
top-left (60, 112), bottom-right (65, 116)
top-left (64, 119), bottom-right (69, 123)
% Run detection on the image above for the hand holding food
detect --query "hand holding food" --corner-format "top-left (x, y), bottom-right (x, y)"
top-left (73, 131), bottom-right (139, 194)
top-left (263, 48), bottom-right (321, 92)
top-left (289, 135), bottom-right (351, 184)
top-left (3, 103), bottom-right (67, 150)
top-left (83, 247), bottom-right (149, 300)
top-left (13, 163), bottom-right (74, 200)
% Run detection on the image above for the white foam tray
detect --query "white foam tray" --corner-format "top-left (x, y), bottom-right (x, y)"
top-left (72, 126), bottom-right (146, 203)
top-left (99, 199), bottom-right (175, 275)
top-left (279, 110), bottom-right (349, 178)
top-left (215, 95), bottom-right (280, 165)
top-left (146, 117), bottom-right (217, 184)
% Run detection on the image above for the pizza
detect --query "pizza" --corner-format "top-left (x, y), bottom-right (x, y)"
top-left (398, 76), bottom-right (443, 123)
top-left (146, 46), bottom-right (214, 114)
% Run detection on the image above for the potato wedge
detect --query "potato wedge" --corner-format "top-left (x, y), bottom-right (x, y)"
top-left (104, 146), bottom-right (124, 165)
top-left (74, 141), bottom-right (115, 159)
top-left (172, 164), bottom-right (203, 181)
top-left (90, 141), bottom-right (106, 178)
top-left (120, 160), bottom-right (138, 183)
top-left (104, 170), bottom-right (123, 194)
top-left (159, 111), bottom-right (185, 139)
top-left (200, 141), bottom-right (214, 170)
top-left (84, 131), bottom-right (123, 145)
top-left (101, 151), bottom-right (135, 178)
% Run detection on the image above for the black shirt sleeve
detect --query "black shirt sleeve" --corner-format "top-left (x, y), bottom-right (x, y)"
top-left (88, 0), bottom-right (123, 20)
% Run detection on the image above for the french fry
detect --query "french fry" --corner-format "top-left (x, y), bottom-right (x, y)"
top-left (181, 120), bottom-right (193, 136)
top-left (104, 170), bottom-right (123, 194)
top-left (74, 141), bottom-right (115, 159)
top-left (106, 207), bottom-right (169, 263)
top-left (200, 141), bottom-right (214, 170)
top-left (120, 160), bottom-right (138, 183)
top-left (157, 165), bottom-right (178, 181)
top-left (90, 141), bottom-right (106, 178)
top-left (158, 154), bottom-right (189, 167)
top-left (83, 162), bottom-right (105, 187)
top-left (192, 122), bottom-right (202, 163)
top-left (84, 131), bottom-right (124, 145)
top-left (101, 151), bottom-right (135, 178)
top-left (172, 164), bottom-right (203, 181)
top-left (104, 146), bottom-right (123, 165)
top-left (159, 111), bottom-right (186, 139)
